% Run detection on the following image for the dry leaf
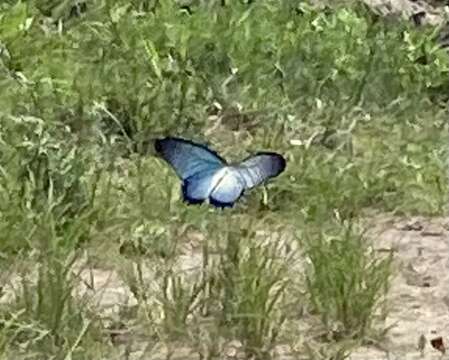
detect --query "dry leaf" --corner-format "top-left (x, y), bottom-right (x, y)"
top-left (430, 336), bottom-right (446, 354)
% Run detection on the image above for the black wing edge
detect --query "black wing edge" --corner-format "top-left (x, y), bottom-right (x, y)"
top-left (209, 196), bottom-right (239, 209)
top-left (181, 182), bottom-right (237, 209)
top-left (181, 183), bottom-right (206, 206)
top-left (154, 136), bottom-right (228, 164)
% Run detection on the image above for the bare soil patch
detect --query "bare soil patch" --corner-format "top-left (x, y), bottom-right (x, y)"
top-left (351, 215), bottom-right (449, 360)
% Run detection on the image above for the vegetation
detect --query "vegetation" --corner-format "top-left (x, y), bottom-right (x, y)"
top-left (0, 1), bottom-right (447, 359)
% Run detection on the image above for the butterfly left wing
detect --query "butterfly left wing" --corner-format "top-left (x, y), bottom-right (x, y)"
top-left (234, 152), bottom-right (286, 189)
top-left (155, 137), bottom-right (226, 180)
top-left (155, 137), bottom-right (230, 205)
top-left (182, 169), bottom-right (220, 205)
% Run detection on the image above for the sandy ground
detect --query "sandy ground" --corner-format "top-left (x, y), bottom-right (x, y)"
top-left (68, 215), bottom-right (449, 359)
top-left (0, 215), bottom-right (448, 359)
top-left (350, 215), bottom-right (449, 360)
top-left (361, 0), bottom-right (449, 26)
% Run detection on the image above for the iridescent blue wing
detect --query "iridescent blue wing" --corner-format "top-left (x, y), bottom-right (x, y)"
top-left (182, 169), bottom-right (220, 205)
top-left (154, 137), bottom-right (226, 180)
top-left (208, 168), bottom-right (246, 208)
top-left (234, 152), bottom-right (286, 189)
top-left (182, 167), bottom-right (245, 208)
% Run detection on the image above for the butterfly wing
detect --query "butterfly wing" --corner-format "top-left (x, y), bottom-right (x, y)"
top-left (182, 167), bottom-right (245, 207)
top-left (154, 137), bottom-right (226, 180)
top-left (208, 168), bottom-right (246, 208)
top-left (234, 152), bottom-right (286, 189)
top-left (182, 169), bottom-right (220, 204)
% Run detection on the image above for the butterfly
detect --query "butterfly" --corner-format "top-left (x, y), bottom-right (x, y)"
top-left (154, 136), bottom-right (286, 208)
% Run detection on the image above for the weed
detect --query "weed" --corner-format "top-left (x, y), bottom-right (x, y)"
top-left (301, 219), bottom-right (392, 340)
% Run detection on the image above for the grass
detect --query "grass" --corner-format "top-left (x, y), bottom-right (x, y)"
top-left (0, 0), bottom-right (448, 359)
top-left (302, 220), bottom-right (392, 339)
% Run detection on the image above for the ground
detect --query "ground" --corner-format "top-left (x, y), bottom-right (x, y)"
top-left (351, 215), bottom-right (449, 360)
top-left (3, 215), bottom-right (444, 359)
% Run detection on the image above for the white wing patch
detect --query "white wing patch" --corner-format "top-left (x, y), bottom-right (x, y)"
top-left (209, 167), bottom-right (246, 205)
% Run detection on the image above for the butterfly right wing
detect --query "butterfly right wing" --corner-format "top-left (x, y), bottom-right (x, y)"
top-left (235, 152), bottom-right (286, 189)
top-left (155, 137), bottom-right (226, 180)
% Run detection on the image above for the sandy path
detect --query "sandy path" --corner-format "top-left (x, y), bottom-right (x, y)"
top-left (350, 216), bottom-right (449, 360)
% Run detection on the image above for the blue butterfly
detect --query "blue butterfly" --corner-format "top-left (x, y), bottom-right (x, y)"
top-left (155, 137), bottom-right (286, 208)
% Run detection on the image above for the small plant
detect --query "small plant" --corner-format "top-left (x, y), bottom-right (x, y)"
top-left (0, 246), bottom-right (98, 358)
top-left (302, 218), bottom-right (392, 340)
top-left (0, 115), bottom-right (98, 252)
top-left (158, 265), bottom-right (206, 341)
top-left (213, 219), bottom-right (291, 359)
top-left (121, 252), bottom-right (211, 360)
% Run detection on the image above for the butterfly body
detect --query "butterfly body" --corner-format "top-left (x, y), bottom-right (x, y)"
top-left (155, 137), bottom-right (286, 208)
